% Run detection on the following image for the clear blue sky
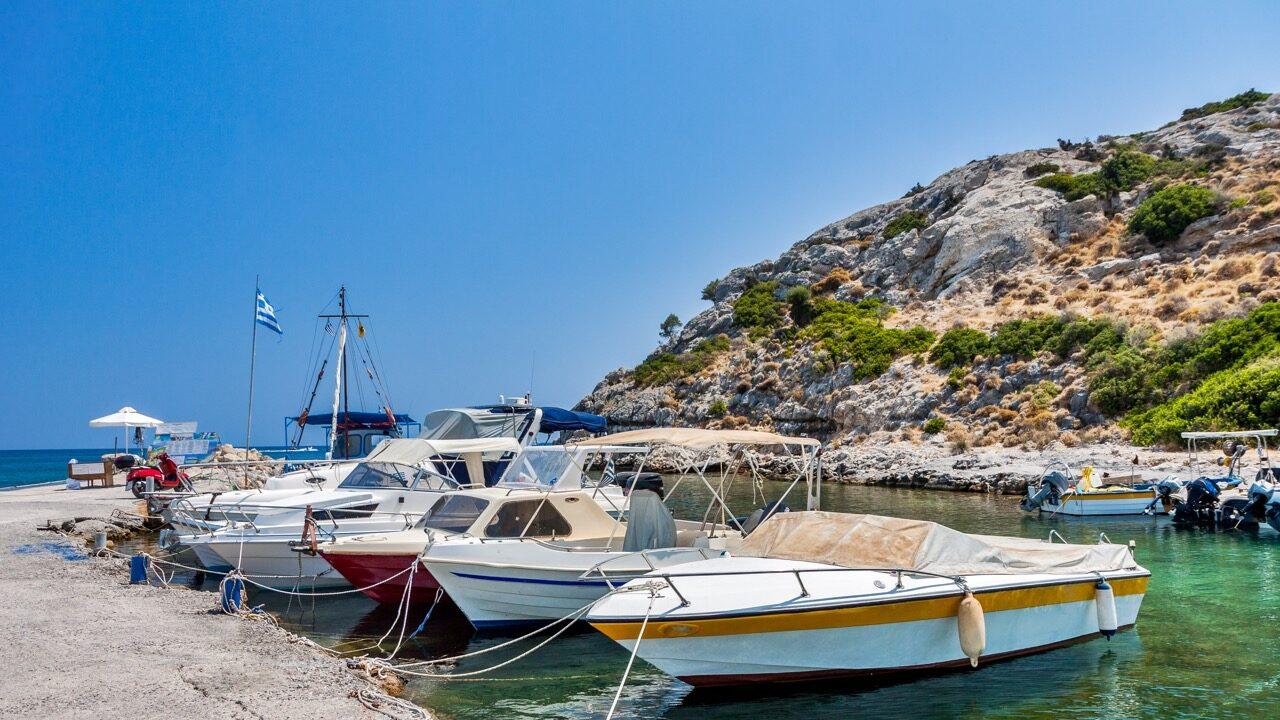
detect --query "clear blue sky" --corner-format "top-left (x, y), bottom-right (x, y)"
top-left (2, 1), bottom-right (1278, 449)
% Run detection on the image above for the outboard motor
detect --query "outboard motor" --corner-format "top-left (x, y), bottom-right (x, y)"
top-left (613, 471), bottom-right (665, 500)
top-left (1217, 482), bottom-right (1271, 531)
top-left (1145, 476), bottom-right (1183, 515)
top-left (1172, 476), bottom-right (1222, 529)
top-left (1021, 470), bottom-right (1071, 513)
top-left (1235, 482), bottom-right (1280, 533)
top-left (737, 500), bottom-right (790, 534)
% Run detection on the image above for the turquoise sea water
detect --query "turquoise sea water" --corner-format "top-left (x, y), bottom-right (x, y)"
top-left (118, 476), bottom-right (1280, 718)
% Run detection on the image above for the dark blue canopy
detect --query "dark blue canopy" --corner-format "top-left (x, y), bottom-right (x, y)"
top-left (537, 406), bottom-right (607, 434)
top-left (476, 405), bottom-right (606, 434)
top-left (289, 411), bottom-right (416, 429)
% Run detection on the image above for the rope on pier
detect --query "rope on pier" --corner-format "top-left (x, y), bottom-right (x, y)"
top-left (355, 686), bottom-right (430, 720)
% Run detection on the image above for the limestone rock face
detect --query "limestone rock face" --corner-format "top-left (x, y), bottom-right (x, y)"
top-left (579, 94), bottom-right (1280, 448)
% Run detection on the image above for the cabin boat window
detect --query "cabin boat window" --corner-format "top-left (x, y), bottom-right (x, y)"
top-left (484, 499), bottom-right (573, 538)
top-left (337, 433), bottom-right (363, 459)
top-left (313, 503), bottom-right (380, 521)
top-left (339, 462), bottom-right (413, 489)
top-left (421, 495), bottom-right (490, 533)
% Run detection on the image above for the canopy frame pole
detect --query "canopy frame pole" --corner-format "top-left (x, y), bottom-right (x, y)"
top-left (691, 448), bottom-right (746, 535)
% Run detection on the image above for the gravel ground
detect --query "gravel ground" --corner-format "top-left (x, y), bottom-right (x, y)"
top-left (0, 483), bottom-right (429, 720)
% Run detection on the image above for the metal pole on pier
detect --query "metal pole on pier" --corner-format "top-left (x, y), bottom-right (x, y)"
top-left (244, 275), bottom-right (260, 488)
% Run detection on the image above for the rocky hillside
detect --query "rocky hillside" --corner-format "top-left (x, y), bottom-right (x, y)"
top-left (580, 91), bottom-right (1280, 451)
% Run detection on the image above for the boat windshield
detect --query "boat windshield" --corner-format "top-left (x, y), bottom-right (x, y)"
top-left (419, 495), bottom-right (490, 533)
top-left (339, 462), bottom-right (416, 489)
top-left (501, 447), bottom-right (581, 488)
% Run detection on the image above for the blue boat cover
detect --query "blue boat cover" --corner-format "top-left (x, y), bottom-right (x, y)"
top-left (289, 411), bottom-right (416, 429)
top-left (537, 406), bottom-right (607, 434)
top-left (477, 405), bottom-right (606, 434)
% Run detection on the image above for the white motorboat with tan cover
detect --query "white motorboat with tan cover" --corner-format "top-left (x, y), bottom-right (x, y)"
top-left (586, 512), bottom-right (1149, 688)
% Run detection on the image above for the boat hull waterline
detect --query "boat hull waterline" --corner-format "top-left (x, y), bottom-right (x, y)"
top-left (589, 574), bottom-right (1149, 688)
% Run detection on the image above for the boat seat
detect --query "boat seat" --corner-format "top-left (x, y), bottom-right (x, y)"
top-left (623, 490), bottom-right (676, 552)
top-left (675, 529), bottom-right (709, 548)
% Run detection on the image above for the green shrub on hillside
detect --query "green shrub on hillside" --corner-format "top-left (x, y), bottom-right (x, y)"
top-left (701, 279), bottom-right (720, 301)
top-left (1034, 172), bottom-right (1103, 201)
top-left (733, 281), bottom-right (784, 338)
top-left (799, 298), bottom-right (934, 380)
top-left (631, 334), bottom-right (730, 387)
top-left (1024, 162), bottom-right (1060, 178)
top-left (1087, 345), bottom-right (1157, 416)
top-left (884, 210), bottom-right (929, 239)
top-left (992, 316), bottom-right (1066, 357)
top-left (923, 416), bottom-right (946, 434)
top-left (785, 286), bottom-right (815, 327)
top-left (1125, 358), bottom-right (1280, 445)
top-left (1051, 317), bottom-right (1127, 361)
top-left (1128, 184), bottom-right (1219, 244)
top-left (1098, 149), bottom-right (1156, 193)
top-left (930, 327), bottom-right (993, 369)
top-left (1179, 89), bottom-right (1271, 121)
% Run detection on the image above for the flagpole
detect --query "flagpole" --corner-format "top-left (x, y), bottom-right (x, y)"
top-left (244, 275), bottom-right (260, 488)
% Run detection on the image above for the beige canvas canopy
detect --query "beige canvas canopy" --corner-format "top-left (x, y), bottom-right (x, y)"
top-left (571, 427), bottom-right (818, 450)
top-left (737, 511), bottom-right (1137, 576)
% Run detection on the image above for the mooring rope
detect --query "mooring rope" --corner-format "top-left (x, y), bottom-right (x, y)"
top-left (605, 592), bottom-right (656, 720)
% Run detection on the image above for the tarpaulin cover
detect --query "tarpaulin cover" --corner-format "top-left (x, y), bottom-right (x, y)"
top-left (536, 407), bottom-right (607, 434)
top-left (474, 405), bottom-right (607, 434)
top-left (290, 411), bottom-right (414, 428)
top-left (736, 511), bottom-right (1138, 576)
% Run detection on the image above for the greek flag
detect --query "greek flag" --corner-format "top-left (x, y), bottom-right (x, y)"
top-left (256, 291), bottom-right (283, 335)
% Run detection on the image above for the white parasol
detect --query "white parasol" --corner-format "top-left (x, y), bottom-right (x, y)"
top-left (89, 406), bottom-right (164, 455)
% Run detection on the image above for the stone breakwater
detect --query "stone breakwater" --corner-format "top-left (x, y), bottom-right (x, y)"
top-left (615, 440), bottom-right (1191, 495)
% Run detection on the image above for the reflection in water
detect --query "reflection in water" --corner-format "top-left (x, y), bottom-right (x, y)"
top-left (127, 477), bottom-right (1280, 720)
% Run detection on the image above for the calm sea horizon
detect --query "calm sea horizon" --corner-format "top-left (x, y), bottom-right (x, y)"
top-left (0, 446), bottom-right (321, 490)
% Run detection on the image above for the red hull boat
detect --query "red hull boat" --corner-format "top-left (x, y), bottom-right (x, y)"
top-left (320, 551), bottom-right (442, 605)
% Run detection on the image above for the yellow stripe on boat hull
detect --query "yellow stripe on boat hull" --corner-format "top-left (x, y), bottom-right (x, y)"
top-left (593, 575), bottom-right (1149, 640)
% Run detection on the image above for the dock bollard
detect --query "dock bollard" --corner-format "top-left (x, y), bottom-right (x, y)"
top-left (129, 554), bottom-right (148, 584)
top-left (93, 530), bottom-right (107, 553)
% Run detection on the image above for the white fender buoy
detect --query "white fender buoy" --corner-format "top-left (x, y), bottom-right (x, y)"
top-left (957, 591), bottom-right (986, 667)
top-left (1095, 579), bottom-right (1118, 639)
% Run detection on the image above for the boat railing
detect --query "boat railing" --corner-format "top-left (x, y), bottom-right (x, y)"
top-left (171, 501), bottom-right (427, 536)
top-left (627, 561), bottom-right (1145, 607)
top-left (616, 565), bottom-right (981, 607)
top-left (579, 546), bottom-right (725, 585)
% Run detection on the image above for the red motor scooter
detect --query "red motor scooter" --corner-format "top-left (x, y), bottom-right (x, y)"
top-left (113, 452), bottom-right (190, 498)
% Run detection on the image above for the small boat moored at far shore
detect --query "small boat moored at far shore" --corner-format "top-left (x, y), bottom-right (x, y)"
top-left (1020, 460), bottom-right (1172, 516)
top-left (586, 511), bottom-right (1149, 688)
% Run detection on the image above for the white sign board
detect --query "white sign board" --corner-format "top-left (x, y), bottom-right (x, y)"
top-left (156, 421), bottom-right (198, 437)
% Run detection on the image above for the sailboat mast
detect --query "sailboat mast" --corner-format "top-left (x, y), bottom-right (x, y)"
top-left (340, 285), bottom-right (350, 458)
top-left (329, 318), bottom-right (346, 459)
